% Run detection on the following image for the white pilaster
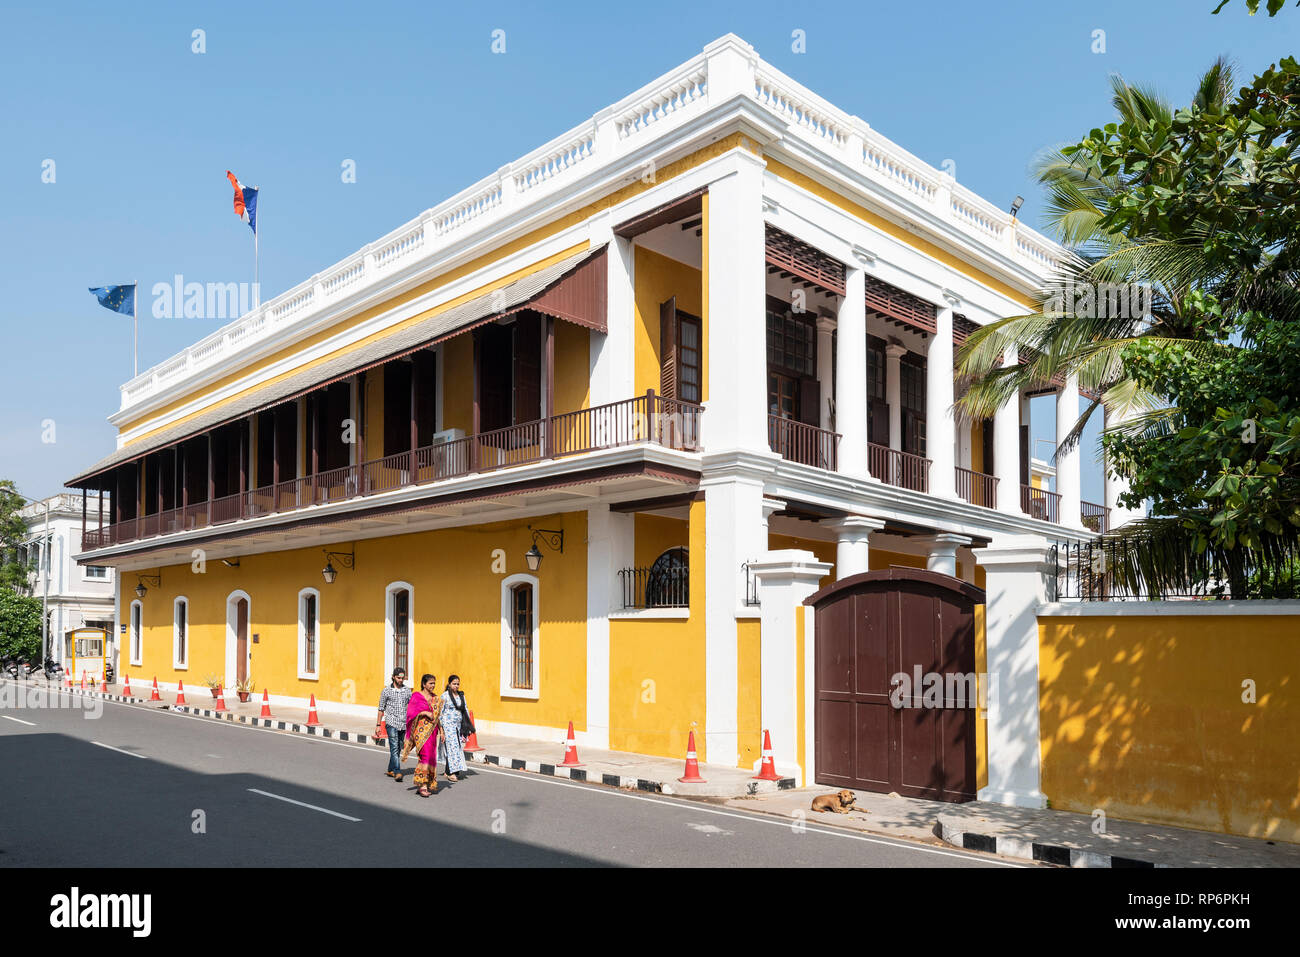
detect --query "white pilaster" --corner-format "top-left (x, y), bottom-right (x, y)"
top-left (885, 342), bottom-right (905, 453)
top-left (1104, 403), bottom-right (1147, 528)
top-left (924, 533), bottom-right (972, 578)
top-left (975, 536), bottom-right (1053, 809)
top-left (751, 549), bottom-right (832, 781)
top-left (993, 343), bottom-right (1024, 515)
top-left (816, 315), bottom-right (836, 434)
top-left (705, 154), bottom-right (768, 453)
top-left (928, 296), bottom-right (958, 498)
top-left (584, 504), bottom-right (632, 750)
top-left (590, 226), bottom-right (636, 408)
top-left (1056, 374), bottom-right (1084, 529)
top-left (836, 269), bottom-right (867, 477)
top-left (823, 515), bottom-right (886, 579)
top-left (703, 468), bottom-right (770, 767)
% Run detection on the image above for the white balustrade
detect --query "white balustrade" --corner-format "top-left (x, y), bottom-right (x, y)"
top-left (117, 35), bottom-right (1067, 415)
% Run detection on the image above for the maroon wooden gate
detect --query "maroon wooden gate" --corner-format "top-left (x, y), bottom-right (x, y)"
top-left (805, 567), bottom-right (984, 802)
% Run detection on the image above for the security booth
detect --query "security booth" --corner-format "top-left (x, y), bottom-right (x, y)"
top-left (65, 627), bottom-right (108, 684)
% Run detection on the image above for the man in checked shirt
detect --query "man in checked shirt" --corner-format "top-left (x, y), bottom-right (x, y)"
top-left (377, 668), bottom-right (413, 781)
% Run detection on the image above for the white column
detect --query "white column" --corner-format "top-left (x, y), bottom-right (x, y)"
top-left (1103, 404), bottom-right (1146, 528)
top-left (885, 342), bottom-right (905, 453)
top-left (751, 550), bottom-right (833, 781)
top-left (816, 315), bottom-right (836, 434)
top-left (823, 515), bottom-right (886, 579)
top-left (705, 153), bottom-right (769, 453)
top-left (835, 270), bottom-right (867, 477)
top-left (993, 344), bottom-right (1024, 515)
top-left (924, 533), bottom-right (972, 578)
top-left (1056, 374), bottom-right (1084, 529)
top-left (927, 297), bottom-right (957, 498)
top-left (589, 226), bottom-right (635, 408)
top-left (975, 536), bottom-right (1053, 809)
top-left (584, 504), bottom-right (632, 749)
top-left (703, 473), bottom-right (768, 767)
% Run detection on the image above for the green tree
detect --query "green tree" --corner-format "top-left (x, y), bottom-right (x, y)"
top-left (0, 480), bottom-right (34, 594)
top-left (0, 587), bottom-right (43, 661)
top-left (1212, 0), bottom-right (1298, 15)
top-left (959, 58), bottom-right (1300, 596)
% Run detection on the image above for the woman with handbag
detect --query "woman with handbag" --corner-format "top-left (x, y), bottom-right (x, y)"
top-left (376, 668), bottom-right (411, 781)
top-left (439, 674), bottom-right (472, 781)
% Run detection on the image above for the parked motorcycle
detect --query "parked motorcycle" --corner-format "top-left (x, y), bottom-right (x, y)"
top-left (44, 657), bottom-right (64, 680)
top-left (2, 659), bottom-right (17, 679)
top-left (104, 661), bottom-right (115, 684)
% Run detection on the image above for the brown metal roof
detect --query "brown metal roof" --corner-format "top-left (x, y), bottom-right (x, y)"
top-left (66, 245), bottom-right (608, 488)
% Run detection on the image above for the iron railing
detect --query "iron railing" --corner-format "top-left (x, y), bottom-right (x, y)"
top-left (618, 558), bottom-right (690, 610)
top-left (868, 442), bottom-right (930, 492)
top-left (955, 466), bottom-right (998, 508)
top-left (1081, 501), bottom-right (1111, 534)
top-left (82, 391), bottom-right (702, 550)
top-left (1021, 484), bottom-right (1061, 524)
top-left (767, 415), bottom-right (838, 471)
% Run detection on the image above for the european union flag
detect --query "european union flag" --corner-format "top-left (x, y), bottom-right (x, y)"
top-left (89, 283), bottom-right (136, 316)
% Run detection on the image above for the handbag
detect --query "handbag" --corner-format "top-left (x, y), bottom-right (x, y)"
top-left (455, 693), bottom-right (475, 738)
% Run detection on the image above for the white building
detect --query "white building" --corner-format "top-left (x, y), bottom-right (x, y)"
top-left (19, 492), bottom-right (115, 661)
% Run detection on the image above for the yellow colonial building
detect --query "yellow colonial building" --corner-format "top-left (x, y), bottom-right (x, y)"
top-left (69, 35), bottom-right (1111, 798)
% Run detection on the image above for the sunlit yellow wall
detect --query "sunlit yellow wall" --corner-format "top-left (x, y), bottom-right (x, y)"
top-left (769, 533), bottom-right (836, 589)
top-left (553, 322), bottom-right (590, 414)
top-left (609, 500), bottom-right (706, 760)
top-left (633, 513), bottom-right (689, 568)
top-left (442, 336), bottom-right (474, 435)
top-left (365, 366), bottom-right (384, 453)
top-left (126, 512), bottom-right (589, 732)
top-left (796, 607), bottom-right (806, 777)
top-left (737, 617), bottom-right (761, 769)
top-left (1039, 612), bottom-right (1300, 843)
top-left (633, 246), bottom-right (703, 397)
top-left (974, 603), bottom-right (987, 791)
top-left (970, 422), bottom-right (984, 473)
top-left (870, 548), bottom-right (926, 572)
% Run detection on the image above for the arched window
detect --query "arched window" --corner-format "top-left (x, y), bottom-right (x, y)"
top-left (130, 600), bottom-right (143, 667)
top-left (298, 588), bottom-right (320, 680)
top-left (389, 585), bottom-right (411, 678)
top-left (499, 574), bottom-right (539, 699)
top-left (173, 597), bottom-right (188, 669)
top-left (646, 547), bottom-right (689, 608)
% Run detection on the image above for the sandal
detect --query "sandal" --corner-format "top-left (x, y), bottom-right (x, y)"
top-left (418, 786), bottom-right (430, 797)
top-left (394, 773), bottom-right (403, 782)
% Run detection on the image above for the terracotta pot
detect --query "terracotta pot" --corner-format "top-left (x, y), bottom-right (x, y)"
top-left (209, 687), bottom-right (220, 698)
top-left (236, 691), bottom-right (251, 703)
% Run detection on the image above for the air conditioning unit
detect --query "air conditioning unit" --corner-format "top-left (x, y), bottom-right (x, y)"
top-left (430, 428), bottom-right (465, 445)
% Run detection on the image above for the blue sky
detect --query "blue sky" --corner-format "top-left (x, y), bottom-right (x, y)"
top-left (1, 0), bottom-right (1295, 503)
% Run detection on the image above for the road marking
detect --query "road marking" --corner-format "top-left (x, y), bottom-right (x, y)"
top-left (92, 741), bottom-right (147, 759)
top-left (470, 764), bottom-right (1025, 866)
top-left (247, 788), bottom-right (362, 822)
top-left (1, 715), bottom-right (36, 726)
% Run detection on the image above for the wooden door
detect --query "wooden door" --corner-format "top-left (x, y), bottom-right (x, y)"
top-left (235, 598), bottom-right (249, 686)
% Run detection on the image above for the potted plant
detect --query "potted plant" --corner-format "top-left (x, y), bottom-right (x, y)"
top-left (203, 674), bottom-right (222, 698)
top-left (235, 676), bottom-right (255, 703)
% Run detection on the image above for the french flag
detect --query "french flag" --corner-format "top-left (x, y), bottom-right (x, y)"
top-left (226, 170), bottom-right (258, 235)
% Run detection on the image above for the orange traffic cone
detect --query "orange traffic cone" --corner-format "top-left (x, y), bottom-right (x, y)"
top-left (80, 671), bottom-right (86, 690)
top-left (122, 675), bottom-right (131, 697)
top-left (175, 680), bottom-right (187, 706)
top-left (214, 684), bottom-right (227, 712)
top-left (150, 677), bottom-right (161, 701)
top-left (65, 673), bottom-right (72, 689)
top-left (462, 710), bottom-right (483, 753)
top-left (99, 674), bottom-right (108, 693)
top-left (259, 689), bottom-right (273, 719)
top-left (559, 720), bottom-right (583, 767)
top-left (678, 730), bottom-right (707, 783)
top-left (306, 694), bottom-right (321, 727)
top-left (753, 729), bottom-right (781, 781)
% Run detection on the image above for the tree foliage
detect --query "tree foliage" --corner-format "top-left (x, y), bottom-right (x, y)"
top-left (0, 587), bottom-right (43, 661)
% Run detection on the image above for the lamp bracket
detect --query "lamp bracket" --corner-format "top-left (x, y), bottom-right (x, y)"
top-left (528, 527), bottom-right (564, 554)
top-left (322, 548), bottom-right (356, 569)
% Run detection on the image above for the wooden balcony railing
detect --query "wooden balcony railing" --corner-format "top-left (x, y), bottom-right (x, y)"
top-left (868, 442), bottom-right (930, 492)
top-left (1081, 500), bottom-right (1111, 534)
top-left (80, 391), bottom-right (701, 550)
top-left (955, 466), bottom-right (998, 508)
top-left (1021, 484), bottom-right (1062, 524)
top-left (767, 415), bottom-right (839, 471)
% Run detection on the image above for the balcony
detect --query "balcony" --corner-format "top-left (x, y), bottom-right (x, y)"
top-left (1081, 500), bottom-right (1111, 534)
top-left (868, 442), bottom-right (930, 493)
top-left (767, 415), bottom-right (839, 471)
top-left (1021, 484), bottom-right (1062, 524)
top-left (955, 467), bottom-right (998, 508)
top-left (82, 392), bottom-right (701, 550)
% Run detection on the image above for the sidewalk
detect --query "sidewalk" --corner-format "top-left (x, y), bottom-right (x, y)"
top-left (721, 785), bottom-right (1300, 868)
top-left (64, 678), bottom-right (796, 797)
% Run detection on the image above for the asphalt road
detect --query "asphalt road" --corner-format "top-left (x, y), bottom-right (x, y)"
top-left (0, 679), bottom-right (1020, 868)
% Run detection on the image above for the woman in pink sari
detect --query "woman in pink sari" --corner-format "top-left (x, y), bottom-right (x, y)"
top-left (401, 673), bottom-right (443, 796)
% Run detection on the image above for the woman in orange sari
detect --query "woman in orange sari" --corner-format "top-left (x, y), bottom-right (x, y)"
top-left (401, 673), bottom-right (442, 796)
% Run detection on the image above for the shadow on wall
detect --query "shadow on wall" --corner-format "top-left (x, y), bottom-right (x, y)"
top-left (1038, 612), bottom-right (1298, 843)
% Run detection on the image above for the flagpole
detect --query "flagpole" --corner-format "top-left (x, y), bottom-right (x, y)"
top-left (133, 278), bottom-right (139, 377)
top-left (254, 193), bottom-right (260, 309)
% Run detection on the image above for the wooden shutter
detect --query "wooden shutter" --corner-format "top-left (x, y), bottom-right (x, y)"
top-left (659, 297), bottom-right (677, 399)
top-left (1019, 424), bottom-right (1030, 485)
top-left (383, 362), bottom-right (412, 457)
top-left (981, 419), bottom-right (994, 475)
top-left (514, 313), bottom-right (541, 423)
top-left (414, 350), bottom-right (437, 447)
top-left (799, 377), bottom-right (820, 427)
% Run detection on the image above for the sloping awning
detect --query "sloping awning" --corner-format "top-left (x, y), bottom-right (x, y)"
top-left (66, 245), bottom-right (608, 487)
